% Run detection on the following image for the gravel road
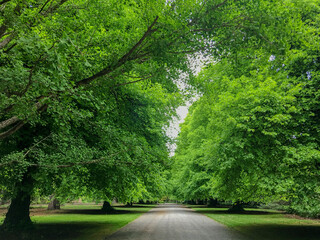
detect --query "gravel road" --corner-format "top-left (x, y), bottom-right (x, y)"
top-left (104, 203), bottom-right (247, 240)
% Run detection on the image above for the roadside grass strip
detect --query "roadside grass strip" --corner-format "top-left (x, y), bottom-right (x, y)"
top-left (193, 207), bottom-right (320, 240)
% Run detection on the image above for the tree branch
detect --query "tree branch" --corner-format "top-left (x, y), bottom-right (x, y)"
top-left (23, 134), bottom-right (52, 157)
top-left (191, 15), bottom-right (248, 33)
top-left (0, 116), bottom-right (20, 131)
top-left (0, 25), bottom-right (8, 39)
top-left (75, 16), bottom-right (159, 87)
top-left (0, 100), bottom-right (48, 137)
top-left (19, 69), bottom-right (34, 97)
top-left (0, 160), bottom-right (19, 168)
top-left (39, 0), bottom-right (52, 14)
top-left (0, 30), bottom-right (12, 39)
top-left (3, 42), bottom-right (16, 53)
top-left (0, 120), bottom-right (25, 139)
top-left (210, 0), bottom-right (229, 11)
top-left (189, 0), bottom-right (230, 26)
top-left (0, 33), bottom-right (14, 49)
top-left (0, 0), bottom-right (11, 5)
top-left (0, 17), bottom-right (158, 138)
top-left (111, 75), bottom-right (153, 88)
top-left (43, 0), bottom-right (68, 15)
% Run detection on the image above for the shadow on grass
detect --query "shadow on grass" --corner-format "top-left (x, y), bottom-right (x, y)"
top-left (240, 224), bottom-right (320, 240)
top-left (116, 205), bottom-right (156, 208)
top-left (56, 208), bottom-right (146, 215)
top-left (0, 222), bottom-right (108, 240)
top-left (196, 209), bottom-right (279, 215)
top-left (0, 205), bottom-right (153, 240)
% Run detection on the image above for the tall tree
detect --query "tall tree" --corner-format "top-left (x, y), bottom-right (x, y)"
top-left (171, 0), bottom-right (320, 217)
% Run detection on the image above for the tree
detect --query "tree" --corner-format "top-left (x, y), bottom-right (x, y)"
top-left (0, 0), bottom-right (283, 140)
top-left (171, 0), bottom-right (320, 217)
top-left (1, 78), bottom-right (180, 229)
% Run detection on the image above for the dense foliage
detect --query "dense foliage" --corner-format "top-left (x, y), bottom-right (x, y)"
top-left (0, 0), bottom-right (273, 229)
top-left (171, 0), bottom-right (320, 218)
top-left (1, 0), bottom-right (319, 230)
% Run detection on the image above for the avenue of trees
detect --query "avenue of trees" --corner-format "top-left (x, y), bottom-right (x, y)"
top-left (0, 0), bottom-right (319, 231)
top-left (0, 0), bottom-right (271, 229)
top-left (170, 0), bottom-right (320, 217)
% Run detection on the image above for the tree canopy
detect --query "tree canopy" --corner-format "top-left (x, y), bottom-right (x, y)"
top-left (1, 0), bottom-right (320, 230)
top-left (171, 0), bottom-right (320, 218)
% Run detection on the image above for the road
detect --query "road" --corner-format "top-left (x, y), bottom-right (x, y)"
top-left (105, 204), bottom-right (247, 240)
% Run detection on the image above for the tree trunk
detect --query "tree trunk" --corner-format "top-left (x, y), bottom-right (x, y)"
top-left (2, 172), bottom-right (34, 230)
top-left (0, 190), bottom-right (9, 205)
top-left (228, 201), bottom-right (245, 213)
top-left (196, 199), bottom-right (205, 205)
top-left (101, 201), bottom-right (114, 213)
top-left (47, 196), bottom-right (60, 210)
top-left (207, 198), bottom-right (218, 207)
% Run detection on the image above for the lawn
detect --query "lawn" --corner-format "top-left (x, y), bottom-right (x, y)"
top-left (192, 207), bottom-right (320, 240)
top-left (0, 204), bottom-right (155, 240)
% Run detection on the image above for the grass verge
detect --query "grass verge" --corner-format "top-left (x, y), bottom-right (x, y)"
top-left (0, 204), bottom-right (155, 240)
top-left (192, 207), bottom-right (320, 240)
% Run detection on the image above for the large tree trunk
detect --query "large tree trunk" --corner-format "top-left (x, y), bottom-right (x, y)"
top-left (101, 201), bottom-right (114, 213)
top-left (228, 201), bottom-right (245, 213)
top-left (207, 198), bottom-right (218, 207)
top-left (47, 195), bottom-right (60, 210)
top-left (196, 199), bottom-right (205, 205)
top-left (2, 171), bottom-right (34, 230)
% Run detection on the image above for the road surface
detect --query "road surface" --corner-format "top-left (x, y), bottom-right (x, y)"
top-left (105, 204), bottom-right (247, 240)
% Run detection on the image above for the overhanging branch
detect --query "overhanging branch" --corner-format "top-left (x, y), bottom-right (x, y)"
top-left (111, 75), bottom-right (153, 88)
top-left (0, 116), bottom-right (20, 131)
top-left (0, 0), bottom-right (11, 5)
top-left (75, 16), bottom-right (159, 87)
top-left (0, 120), bottom-right (25, 139)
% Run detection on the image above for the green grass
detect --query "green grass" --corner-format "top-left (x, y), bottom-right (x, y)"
top-left (192, 207), bottom-right (320, 240)
top-left (0, 204), bottom-right (155, 240)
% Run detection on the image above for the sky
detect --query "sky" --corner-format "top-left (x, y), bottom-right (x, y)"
top-left (166, 54), bottom-right (208, 156)
top-left (166, 104), bottom-right (190, 156)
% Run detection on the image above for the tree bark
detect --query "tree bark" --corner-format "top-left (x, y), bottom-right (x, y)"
top-left (47, 196), bottom-right (60, 210)
top-left (101, 201), bottom-right (114, 213)
top-left (2, 172), bottom-right (34, 230)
